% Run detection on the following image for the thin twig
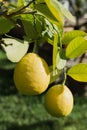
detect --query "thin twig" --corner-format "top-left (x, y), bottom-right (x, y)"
top-left (3, 14), bottom-right (21, 27)
top-left (8, 0), bottom-right (35, 17)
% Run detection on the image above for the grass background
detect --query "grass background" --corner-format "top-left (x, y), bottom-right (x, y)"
top-left (0, 94), bottom-right (87, 130)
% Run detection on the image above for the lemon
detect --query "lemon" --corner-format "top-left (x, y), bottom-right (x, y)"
top-left (14, 53), bottom-right (50, 95)
top-left (44, 84), bottom-right (74, 117)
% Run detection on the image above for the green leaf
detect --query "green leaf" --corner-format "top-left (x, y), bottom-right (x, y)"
top-left (56, 49), bottom-right (66, 70)
top-left (53, 32), bottom-right (58, 70)
top-left (45, 0), bottom-right (75, 24)
top-left (56, 1), bottom-right (75, 23)
top-left (35, 15), bottom-right (45, 36)
top-left (37, 0), bottom-right (45, 3)
top-left (17, 0), bottom-right (24, 7)
top-left (66, 37), bottom-right (87, 58)
top-left (45, 0), bottom-right (64, 25)
top-left (21, 14), bottom-right (45, 41)
top-left (1, 38), bottom-right (29, 62)
top-left (43, 19), bottom-right (54, 40)
top-left (67, 63), bottom-right (87, 82)
top-left (43, 19), bottom-right (62, 45)
top-left (62, 30), bottom-right (87, 45)
top-left (0, 17), bottom-right (14, 34)
top-left (21, 14), bottom-right (36, 40)
top-left (34, 3), bottom-right (58, 24)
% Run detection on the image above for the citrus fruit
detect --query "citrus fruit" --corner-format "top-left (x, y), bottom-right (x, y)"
top-left (44, 84), bottom-right (74, 117)
top-left (14, 53), bottom-right (50, 95)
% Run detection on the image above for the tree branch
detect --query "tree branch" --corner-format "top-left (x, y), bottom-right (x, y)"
top-left (8, 0), bottom-right (35, 17)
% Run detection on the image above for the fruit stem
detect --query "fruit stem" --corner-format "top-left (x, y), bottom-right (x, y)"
top-left (33, 40), bottom-right (38, 53)
top-left (62, 67), bottom-right (67, 85)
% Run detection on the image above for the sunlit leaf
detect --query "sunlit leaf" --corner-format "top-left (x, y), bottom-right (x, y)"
top-left (56, 1), bottom-right (75, 23)
top-left (45, 0), bottom-right (64, 25)
top-left (1, 38), bottom-right (29, 62)
top-left (66, 37), bottom-right (87, 58)
top-left (62, 30), bottom-right (87, 45)
top-left (67, 63), bottom-right (87, 82)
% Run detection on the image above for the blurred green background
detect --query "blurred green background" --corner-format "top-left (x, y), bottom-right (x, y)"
top-left (0, 94), bottom-right (87, 130)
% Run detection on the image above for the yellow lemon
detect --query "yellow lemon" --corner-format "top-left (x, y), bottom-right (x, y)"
top-left (14, 53), bottom-right (50, 95)
top-left (44, 84), bottom-right (74, 117)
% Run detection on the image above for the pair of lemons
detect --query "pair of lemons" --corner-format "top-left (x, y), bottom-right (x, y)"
top-left (14, 53), bottom-right (73, 117)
